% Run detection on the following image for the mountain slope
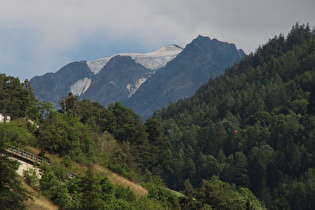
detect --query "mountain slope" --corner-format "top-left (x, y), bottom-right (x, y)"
top-left (83, 55), bottom-right (150, 106)
top-left (153, 23), bottom-right (315, 209)
top-left (124, 36), bottom-right (245, 119)
top-left (30, 36), bottom-right (245, 119)
top-left (29, 61), bottom-right (93, 106)
top-left (30, 45), bottom-right (183, 108)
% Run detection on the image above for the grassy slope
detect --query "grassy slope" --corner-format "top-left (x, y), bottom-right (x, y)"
top-left (23, 181), bottom-right (58, 210)
top-left (93, 164), bottom-right (148, 196)
top-left (21, 145), bottom-right (148, 209)
top-left (25, 146), bottom-right (148, 196)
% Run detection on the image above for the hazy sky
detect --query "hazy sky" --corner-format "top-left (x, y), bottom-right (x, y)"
top-left (1, 0), bottom-right (314, 81)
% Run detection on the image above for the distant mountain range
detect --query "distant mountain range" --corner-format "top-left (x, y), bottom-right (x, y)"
top-left (30, 35), bottom-right (245, 119)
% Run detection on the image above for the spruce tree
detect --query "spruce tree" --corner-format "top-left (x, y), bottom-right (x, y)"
top-left (0, 144), bottom-right (29, 209)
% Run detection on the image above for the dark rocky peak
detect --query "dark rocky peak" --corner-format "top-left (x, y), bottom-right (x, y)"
top-left (97, 55), bottom-right (150, 76)
top-left (185, 35), bottom-right (244, 55)
top-left (55, 61), bottom-right (92, 78)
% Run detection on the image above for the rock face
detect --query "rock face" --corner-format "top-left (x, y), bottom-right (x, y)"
top-left (30, 61), bottom-right (93, 105)
top-left (30, 45), bottom-right (183, 108)
top-left (83, 55), bottom-right (150, 106)
top-left (30, 36), bottom-right (245, 120)
top-left (123, 36), bottom-right (245, 119)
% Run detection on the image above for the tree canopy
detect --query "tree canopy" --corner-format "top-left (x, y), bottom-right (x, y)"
top-left (153, 23), bottom-right (315, 209)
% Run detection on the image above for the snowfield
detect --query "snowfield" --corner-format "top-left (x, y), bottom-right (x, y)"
top-left (87, 45), bottom-right (182, 74)
top-left (72, 45), bottom-right (182, 96)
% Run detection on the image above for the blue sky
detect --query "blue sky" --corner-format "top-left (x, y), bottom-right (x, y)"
top-left (1, 0), bottom-right (314, 82)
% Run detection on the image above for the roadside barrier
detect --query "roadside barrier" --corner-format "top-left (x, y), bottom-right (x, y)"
top-left (6, 147), bottom-right (75, 178)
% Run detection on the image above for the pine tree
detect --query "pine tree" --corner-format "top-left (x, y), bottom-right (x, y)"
top-left (0, 151), bottom-right (29, 209)
top-left (80, 167), bottom-right (105, 209)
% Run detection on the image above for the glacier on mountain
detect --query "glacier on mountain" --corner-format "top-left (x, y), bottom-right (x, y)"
top-left (70, 77), bottom-right (91, 96)
top-left (86, 45), bottom-right (182, 74)
top-left (87, 58), bottom-right (111, 74)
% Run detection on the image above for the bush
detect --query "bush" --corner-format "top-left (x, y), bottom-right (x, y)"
top-left (24, 168), bottom-right (40, 190)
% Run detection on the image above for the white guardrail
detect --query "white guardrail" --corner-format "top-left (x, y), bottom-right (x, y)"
top-left (6, 147), bottom-right (75, 178)
top-left (6, 147), bottom-right (52, 165)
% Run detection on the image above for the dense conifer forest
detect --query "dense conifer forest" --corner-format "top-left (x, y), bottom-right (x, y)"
top-left (0, 23), bottom-right (314, 209)
top-left (153, 23), bottom-right (315, 209)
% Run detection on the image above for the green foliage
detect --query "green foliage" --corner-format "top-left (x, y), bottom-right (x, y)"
top-left (55, 184), bottom-right (74, 209)
top-left (145, 118), bottom-right (171, 172)
top-left (24, 168), bottom-right (40, 190)
top-left (153, 23), bottom-right (315, 209)
top-left (26, 100), bottom-right (54, 124)
top-left (114, 185), bottom-right (137, 202)
top-left (195, 176), bottom-right (265, 209)
top-left (38, 111), bottom-right (94, 161)
top-left (39, 162), bottom-right (58, 197)
top-left (33, 161), bottom-right (179, 209)
top-left (0, 153), bottom-right (29, 209)
top-left (0, 75), bottom-right (37, 119)
top-left (80, 168), bottom-right (105, 209)
top-left (147, 185), bottom-right (180, 209)
top-left (56, 94), bottom-right (171, 174)
top-left (0, 119), bottom-right (37, 147)
top-left (183, 179), bottom-right (195, 198)
top-left (238, 187), bottom-right (266, 210)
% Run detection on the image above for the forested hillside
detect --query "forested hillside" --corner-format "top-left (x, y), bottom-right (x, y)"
top-left (0, 74), bottom-right (264, 209)
top-left (1, 23), bottom-right (314, 209)
top-left (153, 23), bottom-right (315, 209)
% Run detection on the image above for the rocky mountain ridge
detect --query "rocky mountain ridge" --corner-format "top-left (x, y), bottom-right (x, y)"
top-left (30, 36), bottom-right (245, 119)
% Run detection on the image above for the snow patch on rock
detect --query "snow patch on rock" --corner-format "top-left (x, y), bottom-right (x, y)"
top-left (70, 78), bottom-right (91, 96)
top-left (127, 78), bottom-right (147, 98)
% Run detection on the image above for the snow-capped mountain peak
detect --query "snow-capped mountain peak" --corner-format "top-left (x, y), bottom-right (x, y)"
top-left (87, 45), bottom-right (182, 74)
top-left (30, 36), bottom-right (246, 120)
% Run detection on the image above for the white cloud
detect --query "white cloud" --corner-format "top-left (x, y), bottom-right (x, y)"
top-left (1, 0), bottom-right (314, 81)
